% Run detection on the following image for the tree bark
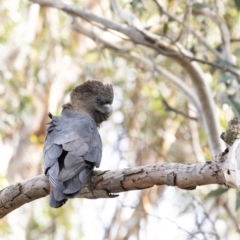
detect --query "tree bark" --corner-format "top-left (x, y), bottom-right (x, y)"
top-left (0, 162), bottom-right (226, 218)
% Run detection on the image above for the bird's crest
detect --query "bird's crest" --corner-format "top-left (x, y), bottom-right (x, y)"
top-left (70, 80), bottom-right (113, 104)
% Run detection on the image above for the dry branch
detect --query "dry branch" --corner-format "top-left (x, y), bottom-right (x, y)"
top-left (0, 162), bottom-right (226, 218)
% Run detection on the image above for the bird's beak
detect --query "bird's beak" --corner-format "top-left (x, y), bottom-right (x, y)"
top-left (103, 104), bottom-right (112, 116)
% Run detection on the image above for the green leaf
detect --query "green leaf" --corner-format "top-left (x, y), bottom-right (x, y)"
top-left (192, 3), bottom-right (210, 9)
top-left (236, 192), bottom-right (240, 210)
top-left (218, 74), bottom-right (232, 83)
top-left (234, 0), bottom-right (240, 11)
top-left (163, 23), bottom-right (168, 35)
top-left (207, 188), bottom-right (228, 198)
top-left (236, 48), bottom-right (240, 55)
top-left (215, 59), bottom-right (238, 68)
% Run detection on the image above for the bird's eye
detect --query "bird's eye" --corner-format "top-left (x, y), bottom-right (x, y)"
top-left (96, 97), bottom-right (103, 106)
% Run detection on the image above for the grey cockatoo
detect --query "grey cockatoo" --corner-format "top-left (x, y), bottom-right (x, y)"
top-left (43, 80), bottom-right (113, 208)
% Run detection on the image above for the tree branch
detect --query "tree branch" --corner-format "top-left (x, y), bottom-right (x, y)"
top-left (193, 6), bottom-right (235, 65)
top-left (67, 1), bottom-right (223, 155)
top-left (29, 1), bottom-right (224, 153)
top-left (153, 0), bottom-right (240, 79)
top-left (71, 20), bottom-right (203, 121)
top-left (0, 162), bottom-right (226, 218)
top-left (162, 98), bottom-right (198, 121)
top-left (152, 0), bottom-right (223, 59)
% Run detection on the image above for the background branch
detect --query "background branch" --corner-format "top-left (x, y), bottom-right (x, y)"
top-left (30, 0), bottom-right (225, 156)
top-left (193, 6), bottom-right (235, 65)
top-left (72, 20), bottom-right (202, 119)
top-left (162, 98), bottom-right (197, 121)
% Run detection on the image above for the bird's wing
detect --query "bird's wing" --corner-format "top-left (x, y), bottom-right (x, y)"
top-left (43, 110), bottom-right (102, 202)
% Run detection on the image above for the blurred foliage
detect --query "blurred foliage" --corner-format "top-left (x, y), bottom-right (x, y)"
top-left (1, 0), bottom-right (240, 239)
top-left (207, 187), bottom-right (229, 198)
top-left (233, 0), bottom-right (240, 11)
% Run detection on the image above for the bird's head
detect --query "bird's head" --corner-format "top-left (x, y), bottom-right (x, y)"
top-left (70, 80), bottom-right (114, 126)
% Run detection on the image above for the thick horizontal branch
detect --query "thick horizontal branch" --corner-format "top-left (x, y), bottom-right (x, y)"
top-left (0, 162), bottom-right (226, 218)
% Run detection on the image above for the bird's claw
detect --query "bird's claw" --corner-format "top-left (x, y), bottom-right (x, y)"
top-left (108, 192), bottom-right (119, 198)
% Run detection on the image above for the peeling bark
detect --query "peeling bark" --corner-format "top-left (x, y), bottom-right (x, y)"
top-left (0, 162), bottom-right (226, 218)
top-left (0, 176), bottom-right (49, 218)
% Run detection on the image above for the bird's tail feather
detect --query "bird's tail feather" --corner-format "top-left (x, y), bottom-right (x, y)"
top-left (50, 191), bottom-right (67, 208)
top-left (50, 185), bottom-right (67, 208)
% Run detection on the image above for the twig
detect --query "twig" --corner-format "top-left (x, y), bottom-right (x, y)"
top-left (153, 0), bottom-right (240, 80)
top-left (120, 202), bottom-right (201, 240)
top-left (162, 98), bottom-right (198, 121)
top-left (223, 201), bottom-right (240, 233)
top-left (153, 0), bottom-right (223, 59)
